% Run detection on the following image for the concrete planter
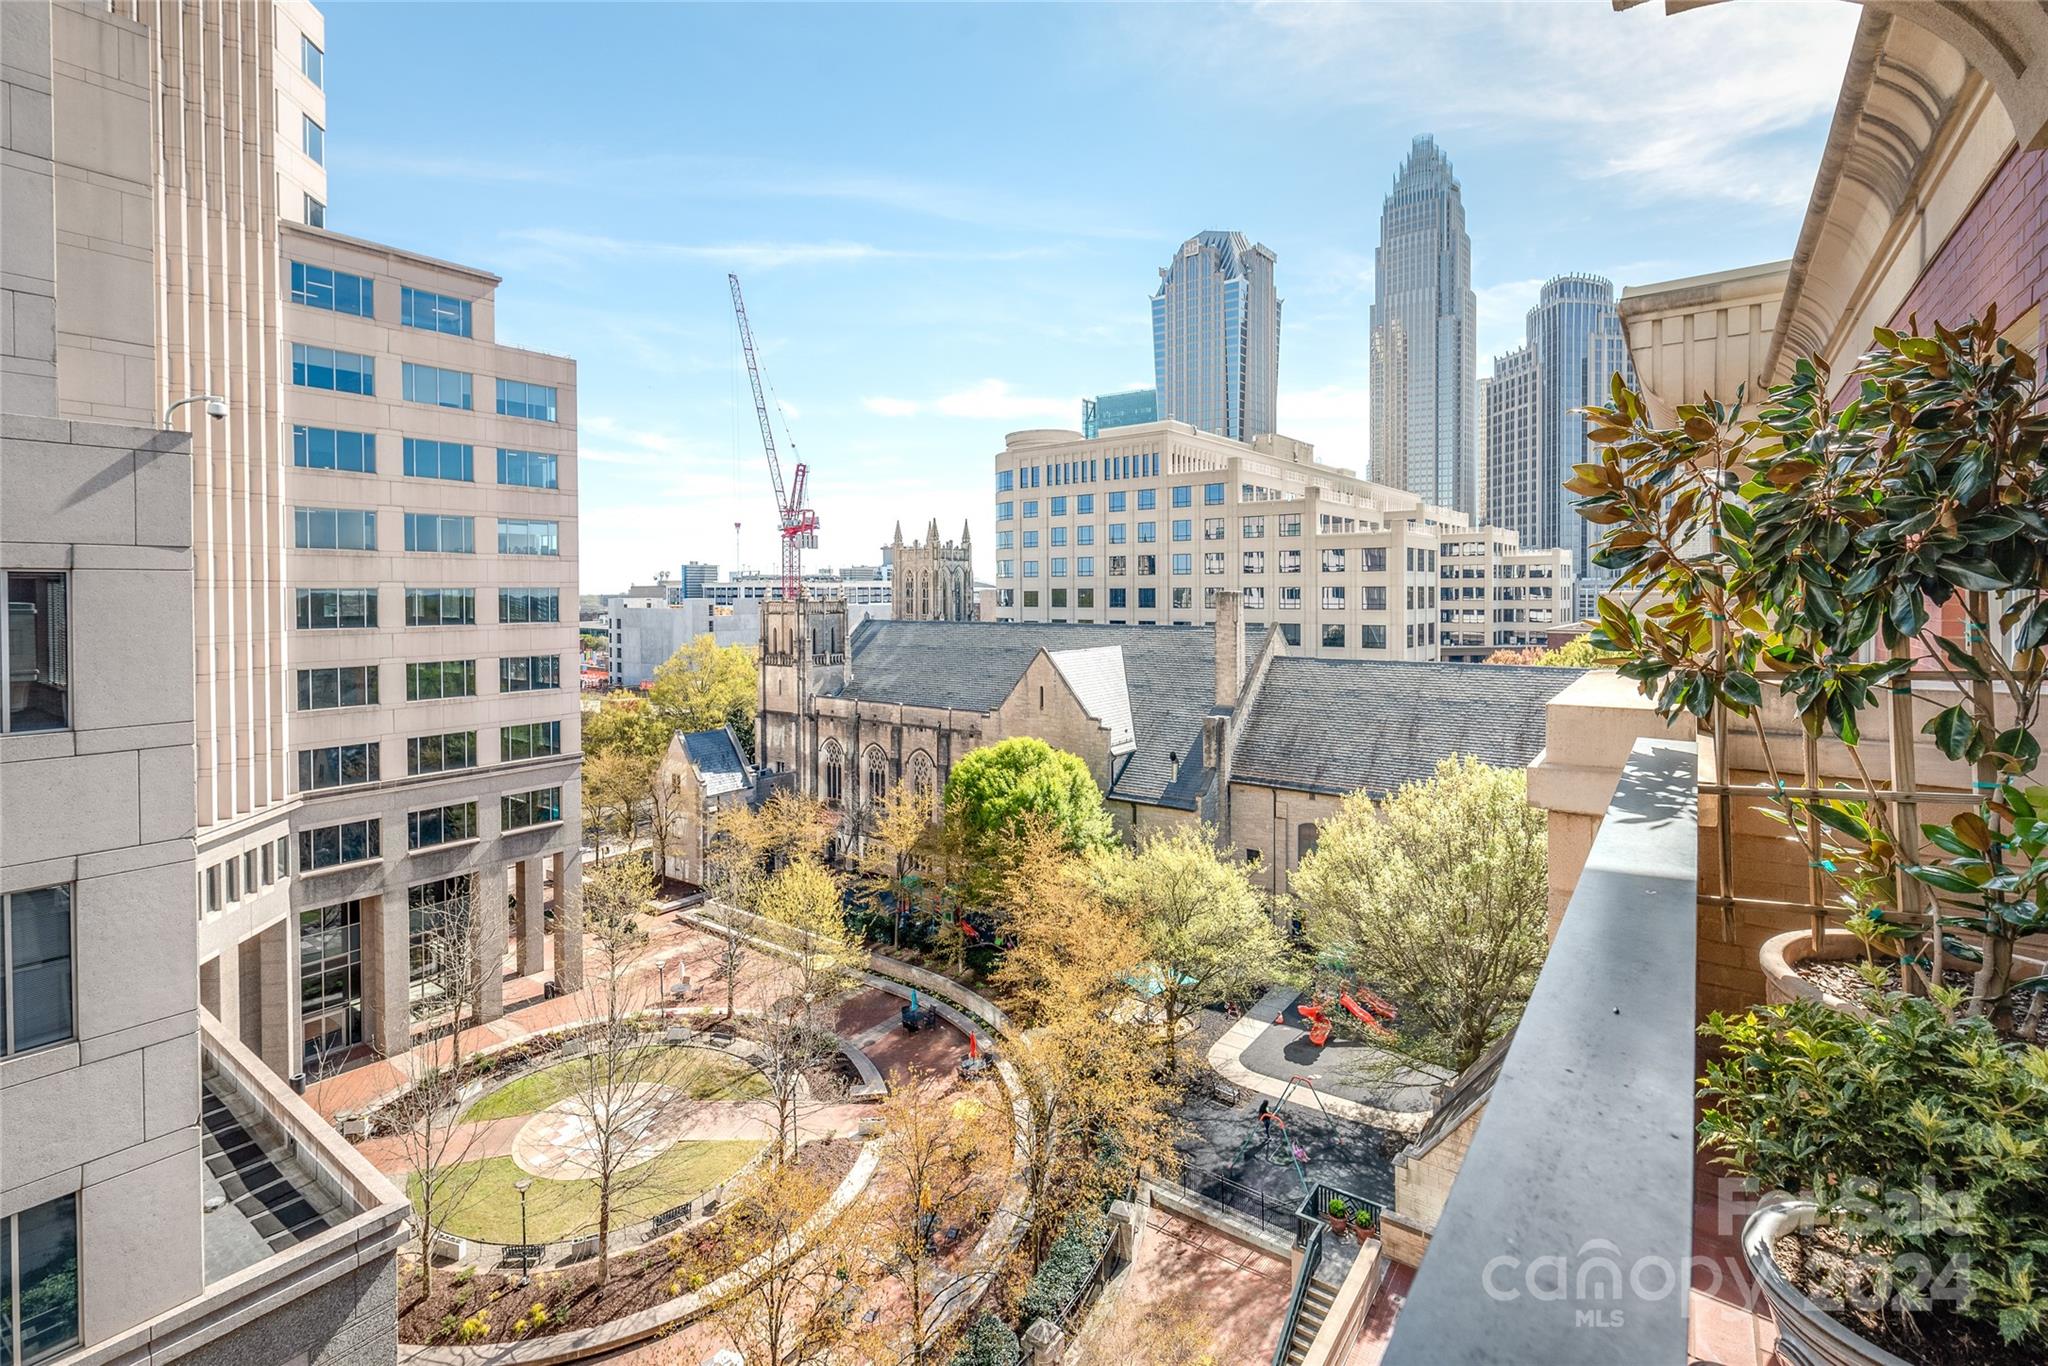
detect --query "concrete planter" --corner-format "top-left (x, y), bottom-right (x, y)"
top-left (1742, 1201), bottom-right (1912, 1366)
top-left (1759, 928), bottom-right (1879, 1017)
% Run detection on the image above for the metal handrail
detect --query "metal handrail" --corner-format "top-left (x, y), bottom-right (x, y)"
top-left (1270, 1223), bottom-right (1326, 1366)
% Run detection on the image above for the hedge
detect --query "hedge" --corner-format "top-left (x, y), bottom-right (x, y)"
top-left (949, 1312), bottom-right (1020, 1366)
top-left (1018, 1208), bottom-right (1110, 1323)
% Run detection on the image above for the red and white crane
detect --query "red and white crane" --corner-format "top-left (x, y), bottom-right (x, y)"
top-left (728, 273), bottom-right (818, 601)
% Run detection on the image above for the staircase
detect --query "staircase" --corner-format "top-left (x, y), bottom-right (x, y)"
top-left (1282, 1275), bottom-right (1338, 1365)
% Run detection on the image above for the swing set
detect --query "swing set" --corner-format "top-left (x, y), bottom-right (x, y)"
top-left (1229, 1075), bottom-right (1333, 1194)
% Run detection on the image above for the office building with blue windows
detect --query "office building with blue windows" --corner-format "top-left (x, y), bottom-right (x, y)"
top-left (1151, 232), bottom-right (1282, 442)
top-left (1081, 386), bottom-right (1159, 438)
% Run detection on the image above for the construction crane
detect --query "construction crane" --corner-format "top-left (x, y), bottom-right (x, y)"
top-left (728, 274), bottom-right (818, 601)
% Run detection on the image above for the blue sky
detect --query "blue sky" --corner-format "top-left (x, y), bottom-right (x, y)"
top-left (320, 1), bottom-right (1859, 592)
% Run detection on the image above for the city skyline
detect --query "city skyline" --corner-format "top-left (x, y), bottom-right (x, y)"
top-left (313, 2), bottom-right (1864, 590)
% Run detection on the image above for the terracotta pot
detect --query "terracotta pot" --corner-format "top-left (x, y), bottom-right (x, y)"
top-left (1742, 1201), bottom-right (1911, 1366)
top-left (1759, 928), bottom-right (1880, 1017)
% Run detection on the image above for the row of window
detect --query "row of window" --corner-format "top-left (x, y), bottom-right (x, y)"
top-left (294, 780), bottom-right (565, 872)
top-left (997, 452), bottom-right (1164, 492)
top-left (292, 506), bottom-right (561, 556)
top-left (291, 262), bottom-right (478, 340)
top-left (200, 835), bottom-right (292, 917)
top-left (290, 345), bottom-right (559, 421)
top-left (294, 586), bottom-right (561, 630)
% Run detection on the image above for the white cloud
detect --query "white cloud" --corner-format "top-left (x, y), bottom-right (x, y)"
top-left (1279, 383), bottom-right (1373, 477)
top-left (862, 379), bottom-right (1077, 424)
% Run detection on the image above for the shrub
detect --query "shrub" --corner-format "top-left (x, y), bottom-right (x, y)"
top-left (1019, 1208), bottom-right (1110, 1322)
top-left (949, 1312), bottom-right (1020, 1366)
top-left (456, 1312), bottom-right (491, 1343)
top-left (1700, 992), bottom-right (2048, 1346)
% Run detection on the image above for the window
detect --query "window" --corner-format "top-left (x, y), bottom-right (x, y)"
top-left (1364, 586), bottom-right (1388, 611)
top-left (1171, 553), bottom-right (1192, 575)
top-left (301, 34), bottom-right (323, 87)
top-left (408, 802), bottom-right (478, 850)
top-left (405, 730), bottom-right (477, 777)
top-left (403, 438), bottom-right (474, 481)
top-left (295, 506), bottom-right (377, 550)
top-left (405, 660), bottom-right (476, 701)
top-left (1076, 556), bottom-right (1094, 576)
top-left (2, 1193), bottom-right (79, 1364)
top-left (1022, 500), bottom-right (1038, 519)
top-left (1137, 488), bottom-right (1157, 510)
top-left (1280, 586), bottom-right (1303, 609)
top-left (3, 885), bottom-right (73, 1055)
top-left (1108, 491), bottom-right (1127, 512)
top-left (297, 742), bottom-right (380, 791)
top-left (1204, 482), bottom-right (1225, 505)
top-left (996, 470), bottom-right (1014, 492)
top-left (1243, 550), bottom-right (1265, 574)
top-left (304, 194), bottom-right (325, 228)
top-left (1109, 587), bottom-right (1127, 609)
top-left (1050, 588), bottom-right (1067, 608)
top-left (1279, 514), bottom-right (1302, 536)
top-left (500, 720), bottom-right (562, 761)
top-left (289, 262), bottom-right (373, 316)
top-left (497, 519), bottom-right (559, 556)
top-left (1203, 518), bottom-right (1225, 541)
top-left (295, 587), bottom-right (377, 630)
top-left (1077, 588), bottom-right (1095, 608)
top-left (1076, 525), bottom-right (1094, 546)
top-left (1280, 622), bottom-right (1302, 646)
top-left (1137, 522), bottom-right (1157, 543)
top-left (404, 588), bottom-right (475, 626)
top-left (4, 573), bottom-right (68, 733)
top-left (403, 513), bottom-right (474, 554)
top-left (995, 531), bottom-right (1013, 550)
top-left (1022, 530), bottom-right (1039, 549)
top-left (1136, 554), bottom-right (1157, 576)
top-left (1322, 624), bottom-right (1347, 648)
top-left (1077, 494), bottom-right (1094, 514)
top-left (1021, 590), bottom-right (1039, 607)
top-left (291, 344), bottom-right (374, 394)
top-left (1050, 496), bottom-right (1067, 517)
top-left (1108, 555), bottom-right (1128, 576)
top-left (1172, 485), bottom-right (1192, 508)
top-left (1205, 552), bottom-right (1225, 575)
top-left (1023, 560), bottom-right (1039, 578)
top-left (408, 877), bottom-right (472, 998)
top-left (1321, 548), bottom-right (1347, 573)
top-left (996, 560), bottom-right (1015, 580)
top-left (1242, 516), bottom-right (1265, 538)
top-left (996, 588), bottom-right (1015, 608)
top-left (996, 501), bottom-right (1013, 521)
top-left (300, 902), bottom-right (362, 1063)
top-left (402, 362), bottom-right (472, 410)
top-left (1363, 547), bottom-right (1388, 572)
top-left (1279, 549), bottom-right (1302, 574)
top-left (292, 425), bottom-right (376, 473)
top-left (498, 587), bottom-right (559, 623)
top-left (400, 286), bottom-right (473, 337)
top-left (503, 787), bottom-right (562, 830)
top-left (1050, 557), bottom-right (1067, 577)
top-left (1137, 587), bottom-right (1157, 609)
top-left (1108, 523), bottom-right (1127, 545)
top-left (1171, 519), bottom-right (1192, 542)
top-left (497, 448), bottom-right (558, 489)
top-left (299, 820), bottom-right (380, 872)
top-left (1361, 624), bottom-right (1388, 649)
top-left (1050, 526), bottom-right (1067, 547)
top-left (1172, 587), bottom-right (1193, 610)
top-left (297, 665), bottom-right (377, 711)
top-left (495, 378), bottom-right (558, 421)
top-left (1323, 586), bottom-right (1347, 610)
top-left (302, 113), bottom-right (324, 164)
top-left (499, 655), bottom-right (560, 692)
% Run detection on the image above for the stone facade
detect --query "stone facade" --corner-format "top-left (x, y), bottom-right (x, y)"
top-left (890, 519), bottom-right (974, 621)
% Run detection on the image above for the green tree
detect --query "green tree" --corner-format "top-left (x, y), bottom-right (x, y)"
top-left (647, 634), bottom-right (758, 760)
top-left (582, 691), bottom-right (667, 758)
top-left (1484, 636), bottom-right (1605, 667)
top-left (1291, 756), bottom-right (1548, 1072)
top-left (1092, 826), bottom-right (1293, 1070)
top-left (582, 748), bottom-right (651, 863)
top-left (943, 738), bottom-right (1114, 863)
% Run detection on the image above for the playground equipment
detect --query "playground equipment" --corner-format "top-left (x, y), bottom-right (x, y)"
top-left (1298, 1001), bottom-right (1334, 1047)
top-left (1337, 992), bottom-right (1395, 1038)
top-left (1228, 1076), bottom-right (1335, 1194)
top-left (1289, 986), bottom-right (1399, 1046)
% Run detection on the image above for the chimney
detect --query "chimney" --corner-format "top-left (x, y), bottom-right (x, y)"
top-left (1214, 590), bottom-right (1245, 709)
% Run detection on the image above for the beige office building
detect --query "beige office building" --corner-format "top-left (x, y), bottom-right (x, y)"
top-left (4, 5), bottom-right (405, 1365)
top-left (990, 422), bottom-right (1569, 662)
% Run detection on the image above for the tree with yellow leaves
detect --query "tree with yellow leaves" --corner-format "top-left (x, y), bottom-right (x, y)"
top-left (859, 782), bottom-right (936, 948)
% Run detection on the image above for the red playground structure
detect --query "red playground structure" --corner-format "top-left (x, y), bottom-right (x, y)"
top-left (1291, 987), bottom-right (1399, 1047)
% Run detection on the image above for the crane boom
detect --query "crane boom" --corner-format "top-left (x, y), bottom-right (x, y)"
top-left (728, 273), bottom-right (818, 600)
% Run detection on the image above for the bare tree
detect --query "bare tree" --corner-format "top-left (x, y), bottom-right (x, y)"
top-left (701, 1159), bottom-right (877, 1366)
top-left (645, 759), bottom-right (686, 884)
top-left (385, 877), bottom-right (492, 1298)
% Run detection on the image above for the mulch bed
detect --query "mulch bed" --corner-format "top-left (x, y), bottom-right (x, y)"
top-left (1772, 1227), bottom-right (2040, 1366)
top-left (397, 1138), bottom-right (862, 1346)
top-left (1791, 960), bottom-right (2046, 1042)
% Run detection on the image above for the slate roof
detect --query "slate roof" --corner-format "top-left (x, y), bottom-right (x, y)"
top-left (839, 619), bottom-right (1262, 810)
top-left (1231, 657), bottom-right (1583, 797)
top-left (681, 727), bottom-right (752, 797)
top-left (1048, 646), bottom-right (1135, 755)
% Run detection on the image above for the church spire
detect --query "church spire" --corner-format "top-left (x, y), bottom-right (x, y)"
top-left (960, 519), bottom-right (972, 548)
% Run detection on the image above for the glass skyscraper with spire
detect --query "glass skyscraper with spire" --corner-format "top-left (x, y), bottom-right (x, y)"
top-left (1370, 136), bottom-right (1478, 518)
top-left (1151, 231), bottom-right (1281, 442)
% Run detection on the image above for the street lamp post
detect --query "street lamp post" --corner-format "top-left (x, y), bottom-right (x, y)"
top-left (514, 1179), bottom-right (533, 1286)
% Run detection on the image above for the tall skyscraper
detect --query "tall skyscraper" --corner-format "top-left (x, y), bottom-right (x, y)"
top-left (1370, 136), bottom-right (1478, 518)
top-left (1151, 232), bottom-right (1281, 441)
top-left (1485, 274), bottom-right (1633, 614)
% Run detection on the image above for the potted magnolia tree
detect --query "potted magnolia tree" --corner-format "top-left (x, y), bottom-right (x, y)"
top-left (1578, 316), bottom-right (2048, 1363)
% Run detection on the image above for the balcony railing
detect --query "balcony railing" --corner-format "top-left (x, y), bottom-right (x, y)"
top-left (1384, 738), bottom-right (1700, 1365)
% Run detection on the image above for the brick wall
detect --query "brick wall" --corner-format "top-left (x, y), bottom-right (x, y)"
top-left (1887, 146), bottom-right (2047, 356)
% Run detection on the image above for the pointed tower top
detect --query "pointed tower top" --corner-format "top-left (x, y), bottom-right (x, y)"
top-left (893, 520), bottom-right (904, 546)
top-left (961, 519), bottom-right (972, 547)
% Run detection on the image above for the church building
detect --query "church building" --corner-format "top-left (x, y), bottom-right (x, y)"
top-left (890, 519), bottom-right (976, 621)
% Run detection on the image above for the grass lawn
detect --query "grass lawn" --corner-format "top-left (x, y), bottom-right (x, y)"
top-left (417, 1139), bottom-right (763, 1244)
top-left (461, 1047), bottom-right (769, 1123)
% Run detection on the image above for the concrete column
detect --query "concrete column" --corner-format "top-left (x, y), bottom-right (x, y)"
top-left (213, 946), bottom-right (243, 1043)
top-left (364, 891), bottom-right (412, 1058)
top-left (257, 916), bottom-right (300, 1079)
top-left (473, 868), bottom-right (509, 1024)
top-left (236, 937), bottom-right (263, 1056)
top-left (552, 849), bottom-right (585, 992)
top-left (513, 856), bottom-right (546, 975)
top-left (1021, 1319), bottom-right (1067, 1364)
